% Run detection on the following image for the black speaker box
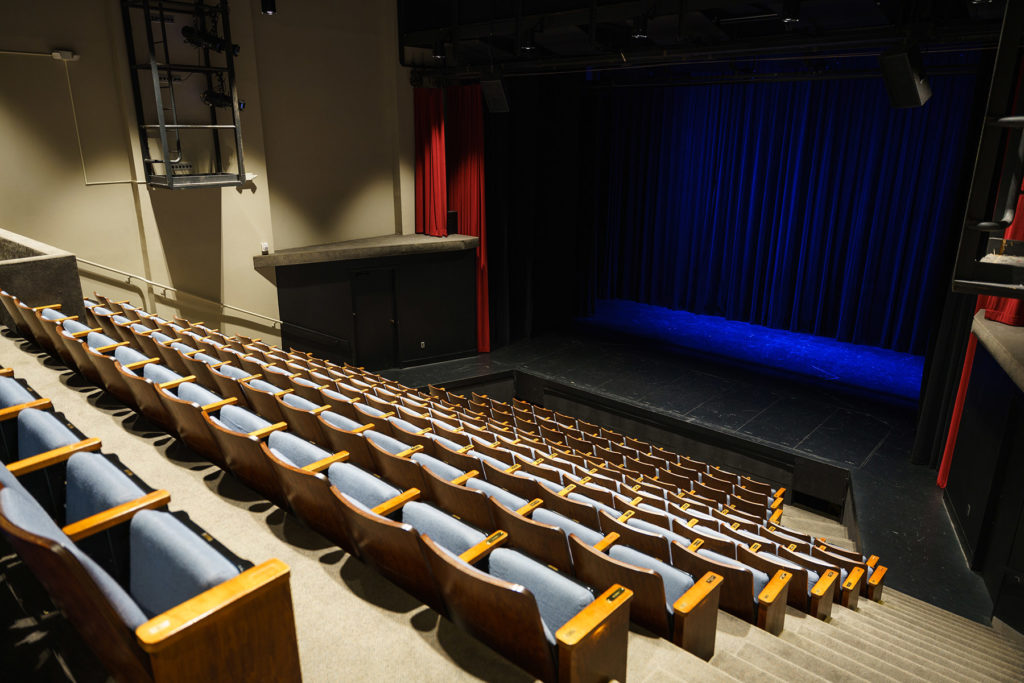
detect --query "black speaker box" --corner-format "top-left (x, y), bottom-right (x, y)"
top-left (446, 210), bottom-right (459, 236)
top-left (879, 48), bottom-right (932, 108)
top-left (481, 79), bottom-right (509, 113)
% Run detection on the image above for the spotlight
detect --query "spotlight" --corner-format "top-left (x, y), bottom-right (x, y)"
top-left (202, 90), bottom-right (244, 110)
top-left (631, 15), bottom-right (648, 40)
top-left (521, 30), bottom-right (536, 52)
top-left (182, 25), bottom-right (239, 56)
top-left (782, 0), bottom-right (801, 24)
top-left (261, 0), bottom-right (276, 14)
top-left (432, 41), bottom-right (445, 61)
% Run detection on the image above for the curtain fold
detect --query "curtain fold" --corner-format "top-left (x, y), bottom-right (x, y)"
top-left (414, 88), bottom-right (447, 237)
top-left (446, 84), bottom-right (491, 352)
top-left (591, 74), bottom-right (976, 355)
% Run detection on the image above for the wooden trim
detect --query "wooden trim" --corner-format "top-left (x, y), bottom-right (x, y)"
top-left (183, 349), bottom-right (201, 358)
top-left (458, 530), bottom-right (508, 564)
top-left (158, 376), bottom-right (196, 390)
top-left (370, 488), bottom-right (421, 516)
top-left (688, 539), bottom-right (704, 552)
top-left (866, 554), bottom-right (879, 569)
top-left (0, 398), bottom-right (53, 422)
top-left (124, 358), bottom-right (160, 371)
top-left (301, 451), bottom-right (349, 473)
top-left (201, 397), bottom-right (237, 413)
top-left (7, 438), bottom-right (102, 476)
top-left (394, 444), bottom-right (424, 458)
top-left (94, 341), bottom-right (131, 353)
top-left (63, 490), bottom-right (170, 541)
top-left (516, 498), bottom-right (543, 515)
top-left (811, 569), bottom-right (839, 598)
top-left (349, 423), bottom-right (374, 434)
top-left (210, 361), bottom-right (228, 369)
top-left (770, 497), bottom-right (783, 510)
top-left (247, 422), bottom-right (288, 439)
top-left (556, 584), bottom-right (633, 647)
top-left (240, 374), bottom-right (263, 382)
top-left (310, 405), bottom-right (330, 415)
top-left (592, 532), bottom-right (619, 553)
top-left (674, 571), bottom-right (724, 615)
top-left (616, 510), bottom-right (634, 522)
top-left (843, 566), bottom-right (865, 592)
top-left (556, 483), bottom-right (576, 497)
top-left (32, 303), bottom-right (61, 311)
top-left (0, 368), bottom-right (12, 377)
top-left (774, 487), bottom-right (786, 498)
top-left (71, 327), bottom-right (103, 338)
top-left (273, 389), bottom-right (294, 397)
top-left (758, 570), bottom-right (791, 605)
top-left (769, 508), bottom-right (783, 524)
top-left (868, 565), bottom-right (886, 587)
top-left (49, 315), bottom-right (78, 323)
top-left (415, 427), bottom-right (432, 436)
top-left (135, 559), bottom-right (290, 649)
top-left (449, 470), bottom-right (479, 486)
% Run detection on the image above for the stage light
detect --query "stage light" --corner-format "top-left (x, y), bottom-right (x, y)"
top-left (261, 0), bottom-right (276, 15)
top-left (182, 25), bottom-right (239, 56)
top-left (782, 0), bottom-right (801, 24)
top-left (521, 30), bottom-right (536, 52)
top-left (202, 90), bottom-right (245, 110)
top-left (631, 15), bottom-right (648, 40)
top-left (432, 40), bottom-right (445, 61)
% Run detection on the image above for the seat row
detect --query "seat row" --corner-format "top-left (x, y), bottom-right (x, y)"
top-left (0, 364), bottom-right (301, 683)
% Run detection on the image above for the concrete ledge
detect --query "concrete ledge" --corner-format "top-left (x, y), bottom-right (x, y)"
top-left (0, 228), bottom-right (85, 328)
top-left (973, 309), bottom-right (1024, 394)
top-left (254, 234), bottom-right (479, 277)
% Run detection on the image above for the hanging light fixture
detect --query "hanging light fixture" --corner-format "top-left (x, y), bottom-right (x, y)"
top-left (261, 0), bottom-right (276, 15)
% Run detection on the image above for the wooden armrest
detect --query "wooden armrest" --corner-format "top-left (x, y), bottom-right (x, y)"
top-left (394, 444), bottom-right (424, 458)
top-left (769, 508), bottom-right (783, 524)
top-left (868, 565), bottom-right (886, 587)
top-left (556, 584), bottom-right (633, 647)
top-left (247, 422), bottom-right (288, 439)
top-left (532, 456), bottom-right (547, 465)
top-left (49, 315), bottom-right (78, 323)
top-left (32, 303), bottom-right (61, 311)
top-left (209, 361), bottom-right (228, 369)
top-left (674, 572), bottom-right (724, 615)
top-left (348, 422), bottom-right (374, 434)
top-left (310, 405), bottom-right (330, 415)
top-left (688, 539), bottom-right (704, 552)
top-left (63, 490), bottom-right (170, 542)
top-left (95, 341), bottom-right (131, 353)
top-left (811, 569), bottom-right (839, 598)
top-left (378, 411), bottom-right (396, 419)
top-left (124, 358), bottom-right (160, 371)
top-left (593, 532), bottom-right (619, 553)
top-left (371, 488), bottom-right (421, 516)
top-left (287, 373), bottom-right (301, 379)
top-left (457, 444), bottom-right (474, 454)
top-left (109, 299), bottom-right (129, 305)
top-left (843, 566), bottom-right (865, 592)
top-left (556, 483), bottom-right (577, 497)
top-left (516, 498), bottom-right (543, 515)
top-left (71, 327), bottom-right (103, 338)
top-left (0, 368), bottom-right (12, 377)
top-left (0, 398), bottom-right (53, 422)
top-left (182, 349), bottom-right (200, 357)
top-left (450, 470), bottom-right (479, 486)
top-left (749, 542), bottom-right (762, 553)
top-left (458, 530), bottom-right (508, 564)
top-left (301, 451), bottom-right (349, 473)
top-left (137, 328), bottom-right (154, 335)
top-left (240, 374), bottom-right (262, 382)
top-left (686, 518), bottom-right (699, 528)
top-left (159, 338), bottom-right (184, 346)
top-left (158, 375), bottom-right (196, 390)
top-left (135, 559), bottom-right (290, 650)
top-left (201, 397), bottom-right (238, 413)
top-left (7, 438), bottom-right (102, 476)
top-left (866, 554), bottom-right (879, 569)
top-left (770, 497), bottom-right (783, 510)
top-left (629, 496), bottom-right (642, 506)
top-left (758, 570), bottom-right (791, 606)
top-left (504, 464), bottom-right (521, 474)
top-left (273, 388), bottom-right (294, 397)
top-left (774, 487), bottom-right (786, 499)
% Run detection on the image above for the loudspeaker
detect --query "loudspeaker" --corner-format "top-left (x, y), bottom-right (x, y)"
top-left (446, 210), bottom-right (458, 236)
top-left (879, 48), bottom-right (932, 108)
top-left (481, 79), bottom-right (509, 113)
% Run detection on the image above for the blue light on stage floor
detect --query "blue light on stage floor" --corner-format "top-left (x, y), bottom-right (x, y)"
top-left (580, 299), bottom-right (924, 402)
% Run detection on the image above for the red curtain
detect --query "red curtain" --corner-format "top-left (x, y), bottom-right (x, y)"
top-left (446, 84), bottom-right (491, 352)
top-left (938, 182), bottom-right (1024, 487)
top-left (414, 88), bottom-right (447, 237)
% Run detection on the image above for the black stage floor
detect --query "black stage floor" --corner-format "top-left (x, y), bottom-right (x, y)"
top-left (382, 331), bottom-right (993, 624)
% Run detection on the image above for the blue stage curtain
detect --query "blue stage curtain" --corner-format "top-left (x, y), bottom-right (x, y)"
top-left (592, 73), bottom-right (976, 354)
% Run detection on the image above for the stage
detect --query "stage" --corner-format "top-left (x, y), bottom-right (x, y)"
top-left (382, 328), bottom-right (992, 623)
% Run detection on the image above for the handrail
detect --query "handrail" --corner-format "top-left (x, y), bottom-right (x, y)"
top-left (76, 257), bottom-right (282, 326)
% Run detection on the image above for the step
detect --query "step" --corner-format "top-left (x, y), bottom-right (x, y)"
top-left (871, 595), bottom-right (1024, 664)
top-left (829, 604), bottom-right (1022, 681)
top-left (789, 614), bottom-right (958, 683)
top-left (711, 650), bottom-right (788, 683)
top-left (779, 629), bottom-right (901, 682)
top-left (730, 614), bottom-right (867, 682)
top-left (736, 641), bottom-right (834, 683)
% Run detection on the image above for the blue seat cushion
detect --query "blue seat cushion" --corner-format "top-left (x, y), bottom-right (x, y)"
top-left (18, 408), bottom-right (78, 459)
top-left (267, 431), bottom-right (330, 469)
top-left (609, 544), bottom-right (695, 611)
top-left (477, 453), bottom-right (511, 473)
top-left (411, 452), bottom-right (463, 481)
top-left (129, 510), bottom-right (239, 617)
top-left (488, 548), bottom-right (594, 645)
top-left (65, 452), bottom-right (146, 524)
top-left (0, 486), bottom-right (147, 628)
top-left (170, 342), bottom-right (193, 355)
top-left (760, 552), bottom-right (820, 596)
top-left (195, 353), bottom-right (220, 366)
top-left (40, 308), bottom-right (65, 321)
top-left (150, 331), bottom-right (174, 345)
top-left (354, 403), bottom-right (388, 419)
top-left (388, 417), bottom-right (423, 435)
top-left (173, 382), bottom-right (222, 407)
top-left (212, 405), bottom-right (270, 435)
top-left (401, 501), bottom-right (484, 555)
top-left (86, 331), bottom-right (118, 350)
top-left (320, 410), bottom-right (362, 432)
top-left (790, 550), bottom-right (848, 585)
top-left (216, 364), bottom-right (250, 381)
top-left (247, 379), bottom-right (279, 394)
top-left (0, 377), bottom-right (34, 408)
top-left (327, 462), bottom-right (401, 511)
top-left (321, 388), bottom-right (354, 405)
top-left (281, 393), bottom-right (319, 411)
top-left (532, 508), bottom-right (604, 546)
top-left (568, 492), bottom-right (618, 518)
top-left (465, 478), bottom-right (527, 511)
top-left (626, 518), bottom-right (692, 548)
top-left (429, 435), bottom-right (466, 454)
top-left (92, 306), bottom-right (114, 316)
top-left (293, 376), bottom-right (319, 388)
top-left (265, 365), bottom-right (290, 376)
top-left (114, 345), bottom-right (148, 368)
top-left (693, 524), bottom-right (733, 542)
top-left (365, 430), bottom-right (412, 456)
top-left (112, 315), bottom-right (131, 325)
top-left (63, 319), bottom-right (91, 335)
top-left (697, 548), bottom-right (770, 602)
top-left (130, 323), bottom-right (152, 335)
top-left (142, 363), bottom-right (182, 386)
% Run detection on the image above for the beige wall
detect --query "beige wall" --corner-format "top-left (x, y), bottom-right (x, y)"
top-left (0, 0), bottom-right (413, 343)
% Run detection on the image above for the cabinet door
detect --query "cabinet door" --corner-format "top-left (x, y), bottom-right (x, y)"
top-left (352, 269), bottom-right (396, 370)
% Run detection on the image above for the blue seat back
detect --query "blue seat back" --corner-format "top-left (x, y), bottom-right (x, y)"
top-left (327, 462), bottom-right (400, 512)
top-left (174, 382), bottom-right (222, 407)
top-left (114, 345), bottom-right (148, 367)
top-left (320, 410), bottom-right (362, 432)
top-left (532, 508), bottom-right (604, 546)
top-left (365, 430), bottom-right (412, 456)
top-left (609, 544), bottom-right (695, 610)
top-left (267, 431), bottom-right (330, 469)
top-left (143, 363), bottom-right (182, 386)
top-left (0, 376), bottom-right (34, 409)
top-left (213, 405), bottom-right (270, 435)
top-left (65, 452), bottom-right (145, 524)
top-left (400, 501), bottom-right (484, 555)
